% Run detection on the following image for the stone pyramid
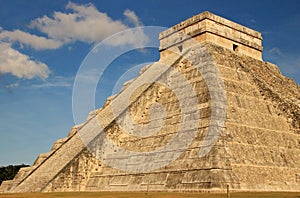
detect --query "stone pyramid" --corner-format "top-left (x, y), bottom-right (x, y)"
top-left (1, 11), bottom-right (300, 193)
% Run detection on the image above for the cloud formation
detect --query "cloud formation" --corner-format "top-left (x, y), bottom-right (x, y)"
top-left (0, 3), bottom-right (145, 51)
top-left (0, 29), bottom-right (63, 50)
top-left (124, 9), bottom-right (141, 26)
top-left (0, 42), bottom-right (50, 79)
top-left (268, 47), bottom-right (285, 57)
top-left (29, 2), bottom-right (146, 46)
top-left (31, 76), bottom-right (73, 88)
top-left (0, 2), bottom-right (146, 80)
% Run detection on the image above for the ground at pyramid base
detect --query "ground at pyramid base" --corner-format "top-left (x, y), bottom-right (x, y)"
top-left (1, 11), bottom-right (299, 193)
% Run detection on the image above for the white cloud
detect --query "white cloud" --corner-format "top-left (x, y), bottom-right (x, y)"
top-left (0, 2), bottom-right (146, 83)
top-left (124, 9), bottom-right (141, 26)
top-left (4, 82), bottom-right (19, 89)
top-left (101, 28), bottom-right (149, 47)
top-left (29, 2), bottom-right (147, 46)
top-left (31, 76), bottom-right (73, 88)
top-left (0, 42), bottom-right (51, 79)
top-left (0, 3), bottom-right (146, 51)
top-left (0, 29), bottom-right (63, 50)
top-left (268, 47), bottom-right (285, 57)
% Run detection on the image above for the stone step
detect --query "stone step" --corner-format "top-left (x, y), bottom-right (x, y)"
top-left (119, 63), bottom-right (152, 93)
top-left (8, 52), bottom-right (184, 192)
top-left (85, 108), bottom-right (102, 122)
top-left (50, 138), bottom-right (69, 151)
top-left (0, 180), bottom-right (14, 193)
top-left (33, 152), bottom-right (53, 166)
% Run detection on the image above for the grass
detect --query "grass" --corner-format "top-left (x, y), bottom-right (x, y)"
top-left (0, 192), bottom-right (299, 198)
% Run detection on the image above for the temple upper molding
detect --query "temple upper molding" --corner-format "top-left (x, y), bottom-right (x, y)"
top-left (159, 11), bottom-right (263, 60)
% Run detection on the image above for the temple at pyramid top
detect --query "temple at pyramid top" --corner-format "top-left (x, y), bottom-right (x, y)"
top-left (1, 11), bottom-right (299, 193)
top-left (159, 11), bottom-right (263, 60)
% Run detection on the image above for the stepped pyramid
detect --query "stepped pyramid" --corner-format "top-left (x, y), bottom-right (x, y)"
top-left (1, 11), bottom-right (300, 193)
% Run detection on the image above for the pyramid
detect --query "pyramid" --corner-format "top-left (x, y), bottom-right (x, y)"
top-left (1, 11), bottom-right (300, 193)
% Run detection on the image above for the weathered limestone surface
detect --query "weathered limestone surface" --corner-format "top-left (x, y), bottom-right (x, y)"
top-left (159, 11), bottom-right (263, 60)
top-left (1, 11), bottom-right (299, 193)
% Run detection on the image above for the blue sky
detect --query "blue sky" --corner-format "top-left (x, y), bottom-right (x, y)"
top-left (0, 0), bottom-right (299, 166)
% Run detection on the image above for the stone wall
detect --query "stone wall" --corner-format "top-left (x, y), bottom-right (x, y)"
top-left (159, 11), bottom-right (262, 60)
top-left (1, 12), bottom-right (299, 193)
top-left (44, 44), bottom-right (234, 192)
top-left (36, 43), bottom-right (300, 192)
top-left (208, 44), bottom-right (300, 191)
